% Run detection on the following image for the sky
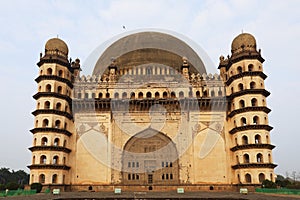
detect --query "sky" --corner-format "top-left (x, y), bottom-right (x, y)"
top-left (0, 0), bottom-right (299, 176)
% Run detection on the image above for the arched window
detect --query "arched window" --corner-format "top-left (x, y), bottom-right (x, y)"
top-left (203, 90), bottom-right (208, 97)
top-left (39, 174), bottom-right (45, 184)
top-left (255, 134), bottom-right (261, 144)
top-left (63, 140), bottom-right (67, 147)
top-left (122, 92), bottom-right (127, 98)
top-left (91, 93), bottom-right (95, 98)
top-left (33, 138), bottom-right (37, 146)
top-left (32, 156), bottom-right (36, 164)
top-left (250, 81), bottom-right (256, 89)
top-left (55, 120), bottom-right (61, 128)
top-left (53, 156), bottom-right (59, 164)
top-left (155, 92), bottom-right (160, 99)
top-left (85, 93), bottom-right (89, 98)
top-left (196, 91), bottom-right (200, 98)
top-left (35, 120), bottom-right (38, 127)
top-left (270, 173), bottom-right (273, 181)
top-left (238, 174), bottom-right (241, 183)
top-left (234, 120), bottom-right (237, 127)
top-left (231, 87), bottom-right (234, 93)
top-left (41, 137), bottom-right (48, 146)
top-left (248, 64), bottom-right (254, 72)
top-left (188, 91), bottom-right (193, 97)
top-left (46, 84), bottom-right (51, 92)
top-left (266, 135), bottom-right (269, 143)
top-left (58, 70), bottom-right (63, 77)
top-left (242, 135), bottom-right (248, 145)
top-left (245, 173), bottom-right (251, 183)
top-left (236, 155), bottom-right (239, 164)
top-left (40, 70), bottom-right (43, 75)
top-left (57, 86), bottom-right (62, 94)
top-left (257, 153), bottom-right (263, 163)
top-left (52, 174), bottom-right (58, 184)
top-left (218, 90), bottom-right (222, 96)
top-left (44, 101), bottom-right (50, 109)
top-left (98, 92), bottom-right (103, 98)
top-left (130, 92), bottom-right (135, 99)
top-left (56, 102), bottom-right (61, 110)
top-left (171, 92), bottom-right (176, 98)
top-left (42, 119), bottom-right (49, 127)
top-left (237, 66), bottom-right (243, 74)
top-left (40, 155), bottom-right (47, 164)
top-left (268, 154), bottom-right (271, 162)
top-left (251, 98), bottom-right (257, 106)
top-left (146, 67), bottom-right (152, 75)
top-left (235, 138), bottom-right (238, 145)
top-left (38, 86), bottom-right (41, 92)
top-left (63, 157), bottom-right (66, 165)
top-left (106, 93), bottom-right (110, 98)
top-left (54, 138), bottom-right (59, 146)
top-left (64, 122), bottom-right (67, 129)
top-left (211, 91), bottom-right (215, 97)
top-left (243, 154), bottom-right (250, 163)
top-left (146, 92), bottom-right (152, 98)
top-left (259, 173), bottom-right (265, 183)
top-left (253, 116), bottom-right (259, 125)
top-left (47, 68), bottom-right (52, 75)
top-left (179, 91), bottom-right (184, 98)
top-left (77, 93), bottom-right (82, 99)
top-left (114, 92), bottom-right (119, 98)
top-left (163, 92), bottom-right (168, 98)
top-left (239, 100), bottom-right (245, 108)
top-left (238, 83), bottom-right (244, 91)
top-left (241, 117), bottom-right (247, 126)
top-left (138, 92), bottom-right (143, 99)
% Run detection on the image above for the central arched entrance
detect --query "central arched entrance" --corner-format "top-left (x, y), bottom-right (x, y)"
top-left (122, 128), bottom-right (179, 185)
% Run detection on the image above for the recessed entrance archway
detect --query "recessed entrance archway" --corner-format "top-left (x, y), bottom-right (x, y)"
top-left (122, 128), bottom-right (179, 185)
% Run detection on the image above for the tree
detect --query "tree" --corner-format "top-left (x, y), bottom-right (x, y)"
top-left (0, 168), bottom-right (29, 190)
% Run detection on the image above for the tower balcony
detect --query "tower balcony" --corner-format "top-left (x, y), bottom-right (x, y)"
top-left (33, 92), bottom-right (72, 105)
top-left (30, 127), bottom-right (72, 137)
top-left (28, 164), bottom-right (70, 170)
top-left (228, 89), bottom-right (270, 100)
top-left (29, 145), bottom-right (71, 153)
top-left (226, 71), bottom-right (267, 86)
top-left (228, 106), bottom-right (271, 118)
top-left (229, 124), bottom-right (273, 135)
top-left (32, 109), bottom-right (73, 120)
top-left (230, 143), bottom-right (275, 152)
top-left (232, 163), bottom-right (277, 169)
top-left (37, 56), bottom-right (71, 69)
top-left (35, 75), bottom-right (73, 88)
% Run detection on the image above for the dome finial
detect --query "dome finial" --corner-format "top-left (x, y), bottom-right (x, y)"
top-left (45, 37), bottom-right (69, 56)
top-left (231, 32), bottom-right (256, 54)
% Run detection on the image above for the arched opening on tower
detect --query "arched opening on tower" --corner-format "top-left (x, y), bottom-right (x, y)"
top-left (122, 128), bottom-right (179, 185)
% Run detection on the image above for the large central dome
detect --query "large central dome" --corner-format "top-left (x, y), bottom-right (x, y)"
top-left (92, 31), bottom-right (207, 75)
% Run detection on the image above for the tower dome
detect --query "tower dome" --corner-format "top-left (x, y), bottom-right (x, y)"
top-left (231, 33), bottom-right (256, 54)
top-left (45, 38), bottom-right (69, 56)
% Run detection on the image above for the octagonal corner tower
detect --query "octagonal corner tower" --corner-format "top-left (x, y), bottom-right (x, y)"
top-left (29, 30), bottom-right (276, 192)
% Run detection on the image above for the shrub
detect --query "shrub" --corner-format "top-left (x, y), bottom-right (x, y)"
top-left (30, 183), bottom-right (43, 193)
top-left (5, 182), bottom-right (19, 190)
top-left (262, 179), bottom-right (277, 188)
top-left (0, 184), bottom-right (5, 191)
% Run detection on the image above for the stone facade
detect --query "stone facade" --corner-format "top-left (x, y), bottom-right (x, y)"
top-left (28, 31), bottom-right (276, 191)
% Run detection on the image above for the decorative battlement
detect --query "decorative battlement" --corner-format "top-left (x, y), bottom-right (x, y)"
top-left (74, 72), bottom-right (222, 84)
